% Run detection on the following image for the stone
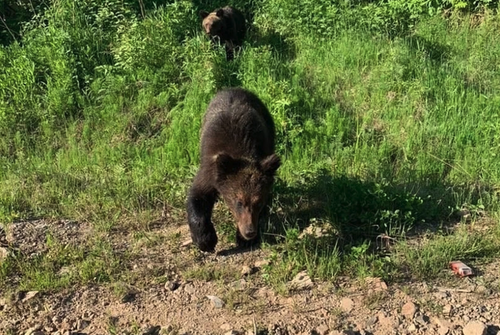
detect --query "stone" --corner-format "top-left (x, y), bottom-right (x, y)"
top-left (475, 285), bottom-right (491, 295)
top-left (165, 281), bottom-right (180, 292)
top-left (401, 302), bottom-right (418, 319)
top-left (229, 279), bottom-right (247, 291)
top-left (220, 324), bottom-right (232, 331)
top-left (0, 247), bottom-right (9, 261)
top-left (254, 260), bottom-right (269, 268)
top-left (415, 314), bottom-right (429, 326)
top-left (408, 324), bottom-right (417, 332)
top-left (433, 317), bottom-right (452, 329)
top-left (77, 319), bottom-right (90, 330)
top-left (438, 327), bottom-right (449, 335)
top-left (366, 277), bottom-right (388, 291)
top-left (340, 297), bottom-right (354, 313)
top-left (25, 325), bottom-right (43, 335)
top-left (181, 239), bottom-right (192, 247)
top-left (184, 283), bottom-right (195, 294)
top-left (287, 271), bottom-right (313, 291)
top-left (241, 265), bottom-right (255, 276)
top-left (364, 316), bottom-right (378, 328)
top-left (434, 292), bottom-right (449, 299)
top-left (21, 291), bottom-right (39, 303)
top-left (206, 295), bottom-right (224, 308)
top-left (462, 321), bottom-right (487, 335)
top-left (443, 304), bottom-right (452, 315)
top-left (378, 312), bottom-right (397, 329)
top-left (141, 325), bottom-right (161, 335)
top-left (315, 324), bottom-right (329, 335)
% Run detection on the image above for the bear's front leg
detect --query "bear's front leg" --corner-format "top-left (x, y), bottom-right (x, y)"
top-left (186, 181), bottom-right (218, 252)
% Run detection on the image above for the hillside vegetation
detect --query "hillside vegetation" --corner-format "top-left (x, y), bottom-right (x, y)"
top-left (1, 0), bottom-right (500, 291)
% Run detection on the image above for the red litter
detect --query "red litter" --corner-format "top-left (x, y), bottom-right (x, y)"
top-left (449, 261), bottom-right (473, 277)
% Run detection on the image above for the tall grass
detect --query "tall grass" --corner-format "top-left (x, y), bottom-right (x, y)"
top-left (1, 0), bottom-right (500, 290)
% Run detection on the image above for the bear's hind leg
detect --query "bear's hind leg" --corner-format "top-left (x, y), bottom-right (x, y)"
top-left (225, 42), bottom-right (235, 61)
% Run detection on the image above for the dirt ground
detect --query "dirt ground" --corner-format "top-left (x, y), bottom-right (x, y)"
top-left (0, 217), bottom-right (499, 335)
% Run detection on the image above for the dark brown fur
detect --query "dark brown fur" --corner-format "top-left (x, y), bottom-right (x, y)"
top-left (187, 88), bottom-right (281, 252)
top-left (199, 6), bottom-right (246, 61)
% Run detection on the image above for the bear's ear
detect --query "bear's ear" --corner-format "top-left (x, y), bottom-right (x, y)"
top-left (214, 153), bottom-right (243, 181)
top-left (261, 154), bottom-right (281, 177)
top-left (199, 10), bottom-right (209, 19)
top-left (216, 9), bottom-right (224, 17)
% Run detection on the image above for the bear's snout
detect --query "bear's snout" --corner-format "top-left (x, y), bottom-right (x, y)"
top-left (242, 226), bottom-right (257, 240)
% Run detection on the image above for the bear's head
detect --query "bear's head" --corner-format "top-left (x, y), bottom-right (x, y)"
top-left (213, 153), bottom-right (281, 241)
top-left (199, 9), bottom-right (225, 38)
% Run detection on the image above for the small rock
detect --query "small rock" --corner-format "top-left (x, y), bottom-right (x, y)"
top-left (58, 266), bottom-right (71, 276)
top-left (43, 326), bottom-right (54, 333)
top-left (364, 316), bottom-right (378, 328)
top-left (402, 301), bottom-right (418, 319)
top-left (475, 285), bottom-right (491, 295)
top-left (141, 325), bottom-right (161, 335)
top-left (206, 295), bottom-right (224, 308)
top-left (254, 260), bottom-right (269, 268)
top-left (224, 331), bottom-right (241, 335)
top-left (241, 265), bottom-right (255, 276)
top-left (340, 297), bottom-right (354, 313)
top-left (315, 324), bottom-right (329, 335)
top-left (433, 317), bottom-right (452, 329)
top-left (287, 271), bottom-right (313, 291)
top-left (408, 324), bottom-right (417, 332)
top-left (463, 321), bottom-right (487, 335)
top-left (377, 312), bottom-right (396, 329)
top-left (0, 246), bottom-right (9, 261)
top-left (366, 277), bottom-right (388, 291)
top-left (59, 318), bottom-right (74, 331)
top-left (415, 314), bottom-right (429, 326)
top-left (229, 279), bottom-right (247, 291)
top-left (438, 327), bottom-right (449, 335)
top-left (77, 319), bottom-right (90, 330)
top-left (435, 292), bottom-right (449, 299)
top-left (184, 283), bottom-right (195, 294)
top-left (443, 304), bottom-right (452, 315)
top-left (165, 281), bottom-right (180, 292)
top-left (21, 291), bottom-right (39, 303)
top-left (25, 325), bottom-right (43, 335)
top-left (121, 291), bottom-right (136, 303)
top-left (181, 239), bottom-right (192, 247)
top-left (220, 324), bottom-right (232, 331)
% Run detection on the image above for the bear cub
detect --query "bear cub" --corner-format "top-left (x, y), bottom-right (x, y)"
top-left (199, 6), bottom-right (246, 61)
top-left (187, 88), bottom-right (281, 252)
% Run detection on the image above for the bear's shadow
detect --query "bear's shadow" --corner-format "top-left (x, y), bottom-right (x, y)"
top-left (215, 169), bottom-right (487, 258)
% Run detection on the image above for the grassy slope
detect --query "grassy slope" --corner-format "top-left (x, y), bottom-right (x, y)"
top-left (0, 0), bottom-right (500, 291)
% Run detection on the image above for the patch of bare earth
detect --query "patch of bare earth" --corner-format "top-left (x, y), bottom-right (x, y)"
top-left (1, 218), bottom-right (499, 335)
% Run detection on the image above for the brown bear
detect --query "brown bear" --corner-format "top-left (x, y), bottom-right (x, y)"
top-left (199, 6), bottom-right (246, 61)
top-left (186, 87), bottom-right (281, 252)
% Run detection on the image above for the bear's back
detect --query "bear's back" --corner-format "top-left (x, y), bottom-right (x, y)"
top-left (200, 88), bottom-right (275, 162)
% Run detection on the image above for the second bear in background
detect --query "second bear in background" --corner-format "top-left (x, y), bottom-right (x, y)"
top-left (199, 6), bottom-right (246, 61)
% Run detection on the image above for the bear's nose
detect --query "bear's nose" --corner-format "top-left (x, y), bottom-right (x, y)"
top-left (245, 228), bottom-right (257, 239)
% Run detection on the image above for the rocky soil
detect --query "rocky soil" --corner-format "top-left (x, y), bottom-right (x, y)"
top-left (0, 218), bottom-right (499, 335)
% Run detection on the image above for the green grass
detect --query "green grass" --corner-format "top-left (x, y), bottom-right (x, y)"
top-left (1, 0), bottom-right (500, 293)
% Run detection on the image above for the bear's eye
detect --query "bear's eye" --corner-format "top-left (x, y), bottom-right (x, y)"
top-left (236, 201), bottom-right (243, 211)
